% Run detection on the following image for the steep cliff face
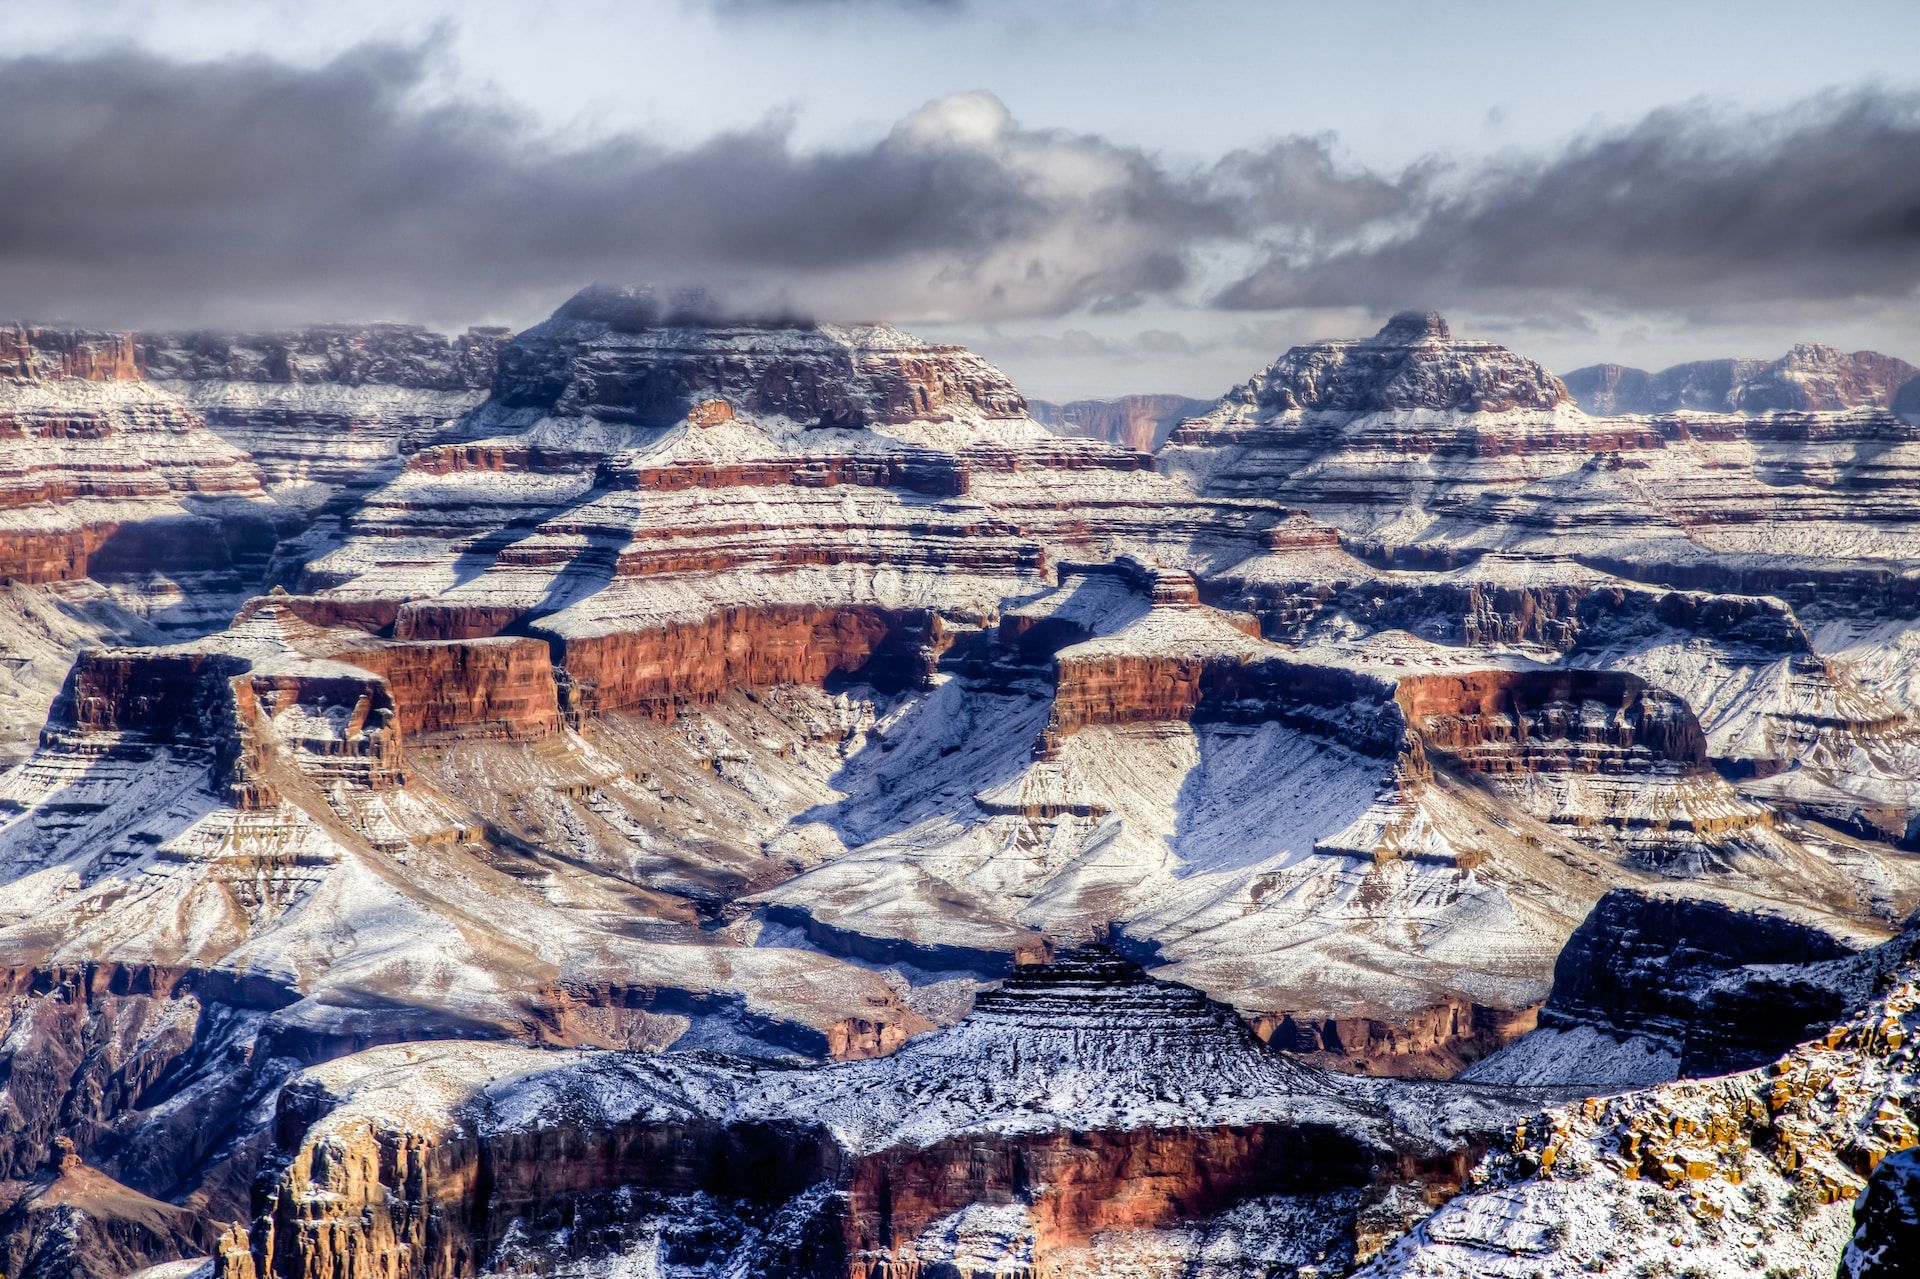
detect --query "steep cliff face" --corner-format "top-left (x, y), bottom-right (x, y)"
top-left (9, 294), bottom-right (1920, 1279)
top-left (1164, 324), bottom-right (1920, 617)
top-left (478, 285), bottom-right (1027, 432)
top-left (135, 325), bottom-right (506, 391)
top-left (1463, 888), bottom-right (1872, 1089)
top-left (0, 327), bottom-right (141, 383)
top-left (135, 325), bottom-right (512, 585)
top-left (1395, 670), bottom-right (1708, 776)
top-left (0, 1141), bottom-right (209, 1279)
top-left (1029, 394), bottom-right (1213, 451)
top-left (1565, 345), bottom-right (1918, 415)
top-left (0, 325), bottom-right (292, 767)
top-left (296, 286), bottom-right (1272, 727)
top-left (0, 326), bottom-right (272, 600)
top-left (1164, 313), bottom-right (1920, 890)
top-left (224, 950), bottom-right (1522, 1279)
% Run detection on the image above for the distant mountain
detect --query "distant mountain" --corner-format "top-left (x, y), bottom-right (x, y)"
top-left (1028, 392), bottom-right (1213, 450)
top-left (1565, 343), bottom-right (1916, 414)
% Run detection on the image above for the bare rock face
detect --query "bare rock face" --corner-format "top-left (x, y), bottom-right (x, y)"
top-left (1471, 888), bottom-right (1869, 1088)
top-left (1395, 669), bottom-right (1708, 776)
top-left (10, 294), bottom-right (1920, 1279)
top-left (1257, 1000), bottom-right (1540, 1080)
top-left (1566, 345), bottom-right (1918, 415)
top-left (135, 324), bottom-right (506, 391)
top-left (0, 324), bottom-right (278, 617)
top-left (0, 1138), bottom-right (208, 1279)
top-left (1029, 393), bottom-right (1213, 450)
top-left (0, 326), bottom-right (141, 383)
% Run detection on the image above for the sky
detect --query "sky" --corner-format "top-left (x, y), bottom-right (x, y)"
top-left (2, 0), bottom-right (1917, 399)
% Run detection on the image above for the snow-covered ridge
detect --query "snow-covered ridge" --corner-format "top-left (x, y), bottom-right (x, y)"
top-left (135, 323), bottom-right (507, 390)
top-left (1566, 343), bottom-right (1919, 415)
top-left (1206, 310), bottom-right (1571, 415)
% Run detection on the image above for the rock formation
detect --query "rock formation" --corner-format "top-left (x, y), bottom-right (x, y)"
top-left (217, 948), bottom-right (1524, 1279)
top-left (1360, 922), bottom-right (1920, 1279)
top-left (1843, 1146), bottom-right (1920, 1277)
top-left (1029, 393), bottom-right (1212, 450)
top-left (1, 295), bottom-right (1919, 1277)
top-left (1564, 345), bottom-right (1919, 415)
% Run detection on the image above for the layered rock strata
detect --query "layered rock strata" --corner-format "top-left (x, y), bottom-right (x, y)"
top-left (136, 324), bottom-right (507, 495)
top-left (0, 325), bottom-right (273, 602)
top-left (1461, 888), bottom-right (1882, 1090)
top-left (1564, 344), bottom-right (1918, 415)
top-left (217, 949), bottom-right (1527, 1279)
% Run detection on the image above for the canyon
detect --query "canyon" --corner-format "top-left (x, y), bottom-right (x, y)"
top-left (0, 295), bottom-right (1917, 1277)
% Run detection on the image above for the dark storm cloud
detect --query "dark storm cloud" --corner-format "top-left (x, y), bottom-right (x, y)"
top-left (1216, 91), bottom-right (1920, 314)
top-left (0, 42), bottom-right (1398, 327)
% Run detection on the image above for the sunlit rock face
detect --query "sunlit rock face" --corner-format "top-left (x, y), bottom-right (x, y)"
top-left (1360, 920), bottom-right (1920, 1279)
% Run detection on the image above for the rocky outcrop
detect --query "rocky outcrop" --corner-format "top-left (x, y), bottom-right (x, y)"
top-left (50, 638), bottom-right (403, 810)
top-left (547, 605), bottom-right (942, 720)
top-left (14, 292), bottom-right (1920, 1279)
top-left (1023, 559), bottom-right (1409, 759)
top-left (0, 1140), bottom-right (208, 1279)
top-left (1360, 927), bottom-right (1920, 1279)
top-left (135, 325), bottom-right (507, 391)
top-left (1256, 1000), bottom-right (1540, 1080)
top-left (1566, 345), bottom-right (1918, 415)
top-left (296, 288), bottom-right (1271, 735)
top-left (1396, 669), bottom-right (1708, 776)
top-left (137, 326), bottom-right (512, 558)
top-left (1163, 319), bottom-right (1920, 630)
top-left (41, 594), bottom-right (569, 818)
top-left (0, 327), bottom-right (274, 606)
top-left (0, 327), bottom-right (141, 383)
top-left (1528, 888), bottom-right (1863, 1077)
top-left (1043, 639), bottom-right (1404, 759)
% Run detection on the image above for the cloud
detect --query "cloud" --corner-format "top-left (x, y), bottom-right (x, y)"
top-left (1216, 90), bottom-right (1920, 315)
top-left (702, 0), bottom-right (967, 14)
top-left (0, 42), bottom-right (1400, 329)
top-left (5, 41), bottom-right (1911, 341)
